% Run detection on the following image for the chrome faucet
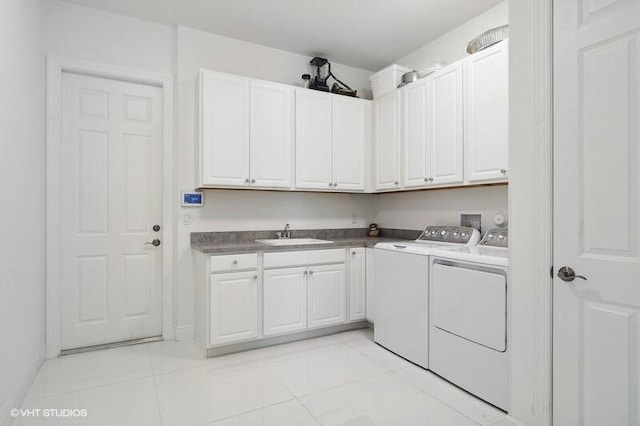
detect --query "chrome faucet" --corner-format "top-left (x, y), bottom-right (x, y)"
top-left (278, 223), bottom-right (291, 239)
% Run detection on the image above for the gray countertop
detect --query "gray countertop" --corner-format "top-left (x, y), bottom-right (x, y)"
top-left (191, 236), bottom-right (410, 255)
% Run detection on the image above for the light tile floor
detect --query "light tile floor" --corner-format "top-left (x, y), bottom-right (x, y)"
top-left (15, 329), bottom-right (517, 426)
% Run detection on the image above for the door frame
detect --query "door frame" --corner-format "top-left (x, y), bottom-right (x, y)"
top-left (45, 55), bottom-right (175, 358)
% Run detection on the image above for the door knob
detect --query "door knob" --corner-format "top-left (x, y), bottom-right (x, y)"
top-left (145, 239), bottom-right (161, 247)
top-left (557, 266), bottom-right (587, 282)
top-left (152, 224), bottom-right (160, 232)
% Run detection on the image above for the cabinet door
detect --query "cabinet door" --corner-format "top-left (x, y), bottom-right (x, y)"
top-left (250, 81), bottom-right (293, 189)
top-left (365, 248), bottom-right (375, 322)
top-left (464, 40), bottom-right (509, 183)
top-left (348, 248), bottom-right (366, 321)
top-left (308, 264), bottom-right (346, 328)
top-left (209, 271), bottom-right (259, 345)
top-left (295, 89), bottom-right (333, 189)
top-left (402, 80), bottom-right (430, 188)
top-left (199, 71), bottom-right (250, 187)
top-left (374, 93), bottom-right (401, 190)
top-left (263, 267), bottom-right (307, 336)
top-left (430, 62), bottom-right (464, 185)
top-left (332, 96), bottom-right (366, 191)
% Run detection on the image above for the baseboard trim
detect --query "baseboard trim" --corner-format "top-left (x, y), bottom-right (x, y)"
top-left (174, 325), bottom-right (194, 341)
top-left (0, 344), bottom-right (45, 426)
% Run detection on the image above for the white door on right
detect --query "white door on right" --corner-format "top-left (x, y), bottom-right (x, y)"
top-left (554, 1), bottom-right (640, 425)
top-left (464, 40), bottom-right (508, 183)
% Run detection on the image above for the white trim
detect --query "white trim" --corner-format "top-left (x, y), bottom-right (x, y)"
top-left (532, 1), bottom-right (553, 424)
top-left (175, 325), bottom-right (195, 341)
top-left (0, 344), bottom-right (45, 426)
top-left (45, 55), bottom-right (175, 358)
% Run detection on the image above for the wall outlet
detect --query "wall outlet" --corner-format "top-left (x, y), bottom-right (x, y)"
top-left (352, 212), bottom-right (357, 224)
top-left (182, 213), bottom-right (191, 225)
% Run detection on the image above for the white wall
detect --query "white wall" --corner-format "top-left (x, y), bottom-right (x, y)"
top-left (0, 0), bottom-right (46, 424)
top-left (373, 186), bottom-right (508, 233)
top-left (393, 1), bottom-right (508, 72)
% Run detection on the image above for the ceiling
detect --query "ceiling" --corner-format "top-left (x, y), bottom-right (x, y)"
top-left (59, 0), bottom-right (503, 71)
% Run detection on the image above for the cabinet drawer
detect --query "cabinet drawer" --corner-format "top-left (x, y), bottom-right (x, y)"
top-left (210, 253), bottom-right (258, 273)
top-left (263, 249), bottom-right (344, 269)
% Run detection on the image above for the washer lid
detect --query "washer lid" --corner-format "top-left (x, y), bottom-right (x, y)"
top-left (430, 246), bottom-right (508, 267)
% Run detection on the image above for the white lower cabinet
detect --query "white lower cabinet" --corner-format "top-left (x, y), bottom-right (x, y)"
top-left (308, 264), bottom-right (347, 328)
top-left (365, 248), bottom-right (375, 322)
top-left (263, 267), bottom-right (308, 336)
top-left (349, 248), bottom-right (366, 321)
top-left (209, 271), bottom-right (259, 345)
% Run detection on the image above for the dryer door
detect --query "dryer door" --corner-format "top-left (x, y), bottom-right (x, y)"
top-left (431, 261), bottom-right (507, 351)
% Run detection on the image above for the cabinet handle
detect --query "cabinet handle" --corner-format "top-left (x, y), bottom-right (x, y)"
top-left (429, 177), bottom-right (434, 182)
top-left (424, 177), bottom-right (428, 182)
top-left (245, 178), bottom-right (250, 183)
top-left (500, 169), bottom-right (507, 174)
top-left (394, 181), bottom-right (399, 185)
top-left (333, 183), bottom-right (338, 187)
top-left (352, 251), bottom-right (356, 255)
top-left (304, 270), bottom-right (308, 275)
top-left (253, 275), bottom-right (258, 280)
top-left (251, 179), bottom-right (256, 183)
top-left (232, 260), bottom-right (238, 265)
top-left (309, 270), bottom-right (314, 275)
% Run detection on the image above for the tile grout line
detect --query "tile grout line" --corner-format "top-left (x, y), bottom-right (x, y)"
top-left (148, 344), bottom-right (166, 426)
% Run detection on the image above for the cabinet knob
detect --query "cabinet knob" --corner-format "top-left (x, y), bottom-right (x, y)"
top-left (333, 183), bottom-right (338, 187)
top-left (251, 178), bottom-right (256, 183)
top-left (253, 275), bottom-right (258, 280)
top-left (309, 270), bottom-right (314, 275)
top-left (394, 181), bottom-right (399, 185)
top-left (245, 178), bottom-right (250, 183)
top-left (232, 260), bottom-right (238, 265)
top-left (328, 182), bottom-right (333, 187)
top-left (429, 177), bottom-right (434, 182)
top-left (424, 177), bottom-right (428, 182)
top-left (500, 169), bottom-right (507, 174)
top-left (352, 251), bottom-right (356, 255)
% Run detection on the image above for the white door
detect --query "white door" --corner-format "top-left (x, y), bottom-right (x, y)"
top-left (464, 40), bottom-right (508, 183)
top-left (402, 80), bottom-right (430, 188)
top-left (250, 81), bottom-right (293, 189)
top-left (374, 93), bottom-right (401, 190)
top-left (349, 248), bottom-right (366, 321)
top-left (210, 271), bottom-right (259, 345)
top-left (199, 71), bottom-right (250, 187)
top-left (430, 62), bottom-right (463, 185)
top-left (295, 89), bottom-right (333, 190)
top-left (554, 2), bottom-right (640, 425)
top-left (332, 96), bottom-right (366, 191)
top-left (60, 73), bottom-right (163, 350)
top-left (307, 264), bottom-right (346, 328)
top-left (263, 267), bottom-right (307, 336)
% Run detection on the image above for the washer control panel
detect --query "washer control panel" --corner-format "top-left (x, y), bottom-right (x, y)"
top-left (480, 228), bottom-right (508, 248)
top-left (416, 226), bottom-right (480, 245)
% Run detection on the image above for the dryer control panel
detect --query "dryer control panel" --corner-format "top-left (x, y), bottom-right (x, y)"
top-left (416, 226), bottom-right (480, 245)
top-left (480, 228), bottom-right (508, 248)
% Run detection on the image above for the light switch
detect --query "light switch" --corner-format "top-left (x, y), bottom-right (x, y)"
top-left (182, 213), bottom-right (191, 225)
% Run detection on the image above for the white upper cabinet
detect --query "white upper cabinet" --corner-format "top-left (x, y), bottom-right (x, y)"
top-left (463, 40), bottom-right (509, 183)
top-left (198, 71), bottom-right (293, 189)
top-left (402, 80), bottom-right (430, 188)
top-left (374, 92), bottom-right (401, 190)
top-left (199, 71), bottom-right (250, 187)
top-left (250, 81), bottom-right (293, 188)
top-left (296, 89), bottom-right (368, 191)
top-left (430, 62), bottom-right (464, 185)
top-left (332, 96), bottom-right (367, 191)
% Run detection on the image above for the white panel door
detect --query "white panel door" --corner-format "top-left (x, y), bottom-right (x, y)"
top-left (250, 81), bottom-right (293, 189)
top-left (332, 96), bottom-right (366, 191)
top-left (209, 271), bottom-right (259, 345)
top-left (295, 89), bottom-right (333, 190)
top-left (430, 62), bottom-right (464, 185)
top-left (348, 248), bottom-right (366, 321)
top-left (308, 264), bottom-right (346, 328)
top-left (464, 41), bottom-right (508, 183)
top-left (554, 2), bottom-right (640, 425)
top-left (263, 267), bottom-right (307, 336)
top-left (61, 73), bottom-right (162, 350)
top-left (402, 80), bottom-right (430, 188)
top-left (374, 93), bottom-right (401, 190)
top-left (200, 71), bottom-right (250, 187)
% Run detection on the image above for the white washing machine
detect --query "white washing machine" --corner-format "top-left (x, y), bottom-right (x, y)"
top-left (374, 226), bottom-right (480, 369)
top-left (429, 228), bottom-right (509, 411)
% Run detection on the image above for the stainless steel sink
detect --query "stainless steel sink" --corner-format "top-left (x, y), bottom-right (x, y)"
top-left (255, 238), bottom-right (333, 246)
